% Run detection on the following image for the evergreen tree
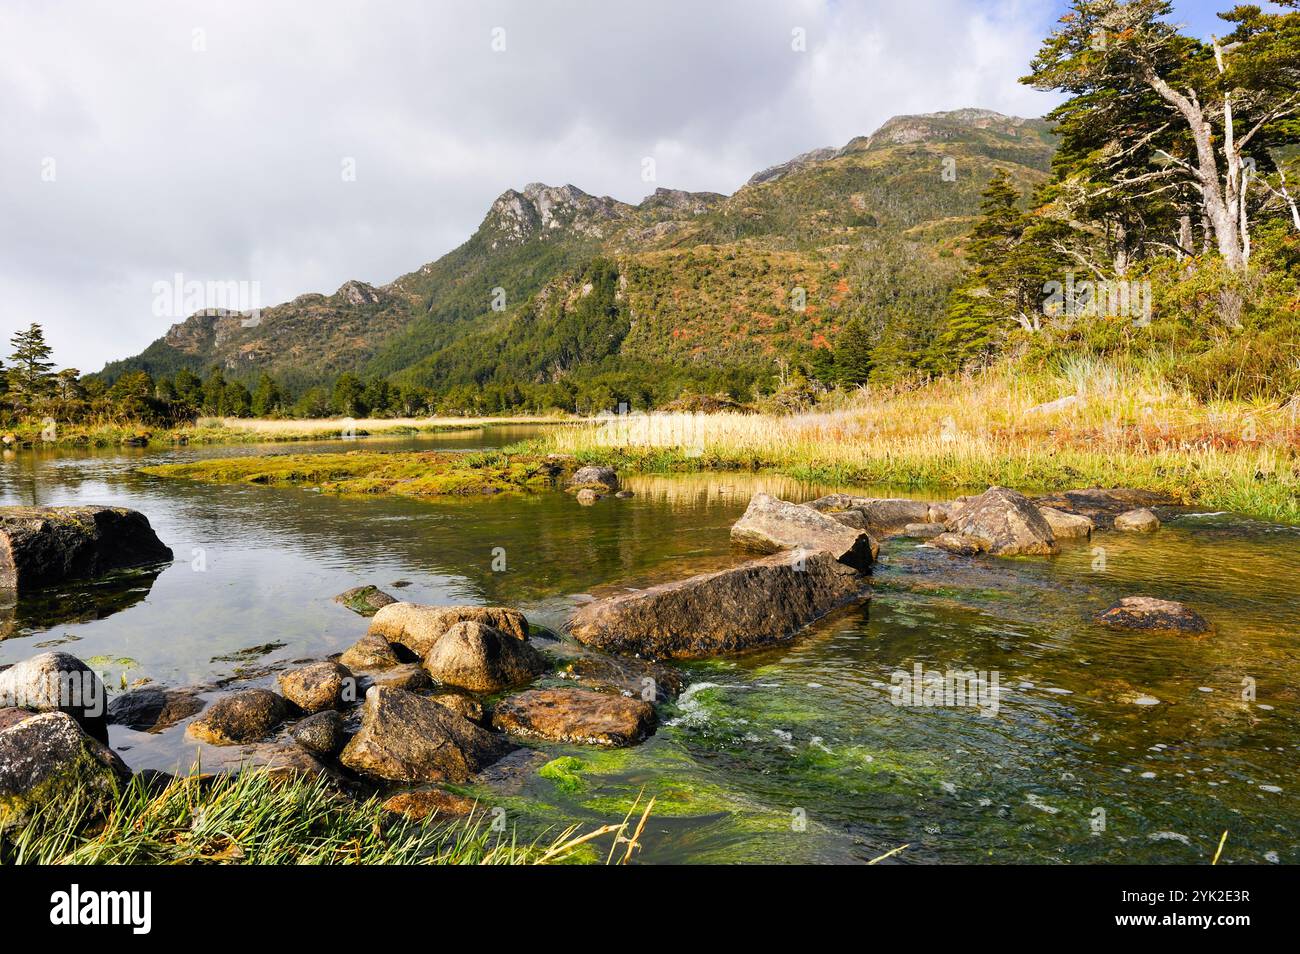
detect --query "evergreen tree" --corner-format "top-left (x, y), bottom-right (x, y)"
top-left (251, 373), bottom-right (281, 417)
top-left (833, 314), bottom-right (873, 385)
top-left (8, 322), bottom-right (56, 407)
top-left (174, 368), bottom-right (204, 407)
top-left (332, 372), bottom-right (365, 416)
top-left (202, 367), bottom-right (228, 415)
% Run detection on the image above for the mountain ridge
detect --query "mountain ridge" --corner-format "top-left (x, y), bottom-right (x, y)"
top-left (99, 107), bottom-right (1055, 409)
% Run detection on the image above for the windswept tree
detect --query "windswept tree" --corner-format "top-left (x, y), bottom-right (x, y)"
top-left (1024, 0), bottom-right (1300, 273)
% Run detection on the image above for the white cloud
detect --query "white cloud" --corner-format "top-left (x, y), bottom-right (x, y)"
top-left (0, 0), bottom-right (1062, 371)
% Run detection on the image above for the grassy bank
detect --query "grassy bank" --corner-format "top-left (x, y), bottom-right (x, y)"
top-left (526, 359), bottom-right (1300, 524)
top-left (2, 414), bottom-right (576, 450)
top-left (141, 450), bottom-right (566, 496)
top-left (2, 769), bottom-right (633, 865)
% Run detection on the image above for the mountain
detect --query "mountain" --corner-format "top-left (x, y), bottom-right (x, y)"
top-left (99, 109), bottom-right (1055, 409)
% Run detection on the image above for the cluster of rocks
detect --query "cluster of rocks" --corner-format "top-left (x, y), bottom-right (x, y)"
top-left (566, 465), bottom-right (634, 505)
top-left (0, 484), bottom-right (1210, 836)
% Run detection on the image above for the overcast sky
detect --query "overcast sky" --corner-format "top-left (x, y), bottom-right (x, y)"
top-left (0, 0), bottom-right (1228, 372)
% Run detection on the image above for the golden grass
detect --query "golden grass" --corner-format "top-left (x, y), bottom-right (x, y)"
top-left (195, 414), bottom-right (576, 438)
top-left (541, 360), bottom-right (1300, 523)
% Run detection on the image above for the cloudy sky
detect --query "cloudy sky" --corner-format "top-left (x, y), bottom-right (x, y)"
top-left (0, 0), bottom-right (1229, 372)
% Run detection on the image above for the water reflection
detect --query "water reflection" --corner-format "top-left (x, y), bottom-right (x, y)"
top-left (1, 430), bottom-right (1298, 863)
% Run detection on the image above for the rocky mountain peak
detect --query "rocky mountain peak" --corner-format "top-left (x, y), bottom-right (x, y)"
top-left (637, 187), bottom-right (725, 216)
top-left (334, 280), bottom-right (381, 306)
top-left (484, 182), bottom-right (634, 246)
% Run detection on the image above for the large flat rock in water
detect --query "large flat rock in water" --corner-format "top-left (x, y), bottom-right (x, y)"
top-left (567, 550), bottom-right (869, 659)
top-left (730, 492), bottom-right (877, 569)
top-left (0, 506), bottom-right (172, 593)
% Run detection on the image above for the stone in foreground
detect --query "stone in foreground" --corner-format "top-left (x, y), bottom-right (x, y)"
top-left (0, 505), bottom-right (173, 593)
top-left (0, 651), bottom-right (109, 744)
top-left (339, 632), bottom-right (402, 670)
top-left (107, 686), bottom-right (203, 733)
top-left (567, 550), bottom-right (870, 659)
top-left (492, 688), bottom-right (656, 747)
top-left (333, 584), bottom-right (398, 617)
top-left (186, 689), bottom-right (288, 745)
top-left (1114, 508), bottom-right (1161, 532)
top-left (291, 710), bottom-right (346, 757)
top-left (1096, 597), bottom-right (1210, 634)
top-left (359, 663), bottom-right (433, 693)
top-left (369, 602), bottom-right (529, 657)
top-left (731, 492), bottom-right (877, 570)
top-left (1038, 507), bottom-right (1095, 539)
top-left (277, 661), bottom-right (354, 713)
top-left (929, 486), bottom-right (1058, 556)
top-left (423, 620), bottom-right (546, 692)
top-left (0, 711), bottom-right (130, 832)
top-left (340, 686), bottom-right (513, 784)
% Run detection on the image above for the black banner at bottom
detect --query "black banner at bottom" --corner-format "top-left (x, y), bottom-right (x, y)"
top-left (0, 863), bottom-right (1277, 941)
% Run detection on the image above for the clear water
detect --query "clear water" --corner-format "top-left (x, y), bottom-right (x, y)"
top-left (2, 429), bottom-right (1297, 864)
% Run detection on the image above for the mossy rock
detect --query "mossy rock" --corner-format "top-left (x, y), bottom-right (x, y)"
top-left (0, 711), bottom-right (131, 834)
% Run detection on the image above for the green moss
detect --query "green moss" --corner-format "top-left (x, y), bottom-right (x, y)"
top-left (140, 451), bottom-right (572, 498)
top-left (538, 756), bottom-right (590, 794)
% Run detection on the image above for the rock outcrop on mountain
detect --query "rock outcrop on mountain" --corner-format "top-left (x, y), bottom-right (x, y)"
top-left (99, 108), bottom-right (1056, 405)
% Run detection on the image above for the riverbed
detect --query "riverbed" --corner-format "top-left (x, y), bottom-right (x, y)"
top-left (2, 426), bottom-right (1296, 863)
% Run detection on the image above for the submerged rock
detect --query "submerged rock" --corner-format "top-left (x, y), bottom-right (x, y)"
top-left (544, 640), bottom-right (686, 703)
top-left (381, 787), bottom-right (477, 821)
top-left (0, 711), bottom-right (131, 832)
top-left (423, 621), bottom-right (546, 692)
top-left (291, 710), bottom-right (346, 757)
top-left (1038, 507), bottom-right (1095, 540)
top-left (107, 686), bottom-right (204, 733)
top-left (0, 652), bottom-right (109, 744)
top-left (568, 465), bottom-right (619, 492)
top-left (340, 686), bottom-right (513, 784)
top-left (928, 486), bottom-right (1058, 556)
top-left (492, 688), bottom-right (655, 747)
top-left (333, 584), bottom-right (398, 617)
top-left (900, 522), bottom-right (947, 539)
top-left (339, 632), bottom-right (402, 670)
top-left (1032, 488), bottom-right (1175, 529)
top-left (1114, 508), bottom-right (1161, 533)
top-left (731, 492), bottom-right (877, 570)
top-left (575, 488), bottom-right (602, 505)
top-left (0, 505), bottom-right (173, 593)
top-left (186, 689), bottom-right (288, 746)
top-left (277, 661), bottom-right (355, 713)
top-left (1096, 597), bottom-right (1210, 634)
top-left (567, 550), bottom-right (870, 659)
top-left (369, 602), bottom-right (529, 657)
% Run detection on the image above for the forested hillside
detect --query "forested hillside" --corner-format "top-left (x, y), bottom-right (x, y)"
top-left (97, 110), bottom-right (1055, 414)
